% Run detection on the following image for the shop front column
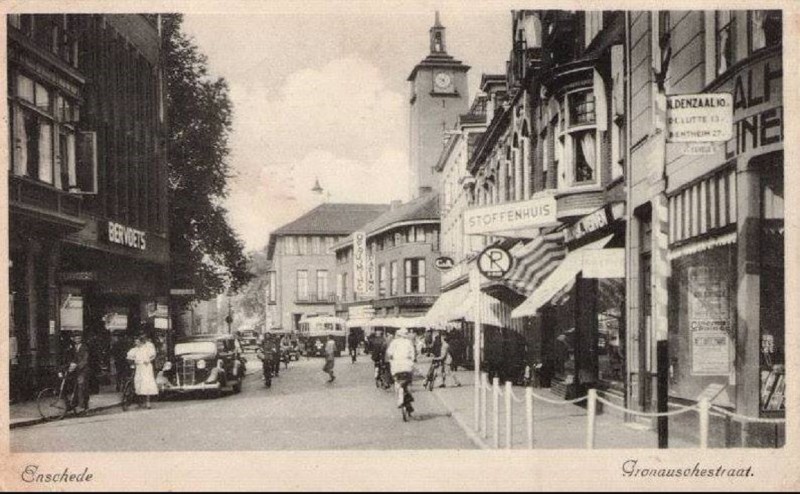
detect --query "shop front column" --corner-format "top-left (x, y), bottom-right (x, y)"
top-left (575, 274), bottom-right (599, 385)
top-left (25, 238), bottom-right (41, 390)
top-left (47, 241), bottom-right (62, 368)
top-left (735, 168), bottom-right (761, 419)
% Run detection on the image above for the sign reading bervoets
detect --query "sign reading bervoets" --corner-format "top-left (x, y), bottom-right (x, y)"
top-left (464, 196), bottom-right (557, 235)
top-left (107, 221), bottom-right (147, 250)
top-left (666, 93), bottom-right (733, 142)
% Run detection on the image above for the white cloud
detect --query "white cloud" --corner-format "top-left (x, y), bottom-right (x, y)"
top-left (225, 56), bottom-right (409, 251)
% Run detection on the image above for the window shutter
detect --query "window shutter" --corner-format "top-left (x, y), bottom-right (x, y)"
top-left (75, 130), bottom-right (97, 194)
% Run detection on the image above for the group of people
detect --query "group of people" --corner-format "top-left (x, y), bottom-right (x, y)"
top-left (64, 331), bottom-right (160, 413)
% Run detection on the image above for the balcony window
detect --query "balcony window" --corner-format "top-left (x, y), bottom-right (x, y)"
top-left (296, 270), bottom-right (308, 301)
top-left (715, 11), bottom-right (736, 76)
top-left (404, 258), bottom-right (426, 294)
top-left (378, 264), bottom-right (387, 297)
top-left (572, 130), bottom-right (596, 184)
top-left (748, 10), bottom-right (781, 54)
top-left (390, 261), bottom-right (398, 296)
top-left (316, 270), bottom-right (328, 301)
top-left (568, 90), bottom-right (595, 127)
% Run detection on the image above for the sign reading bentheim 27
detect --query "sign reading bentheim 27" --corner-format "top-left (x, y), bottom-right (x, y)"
top-left (666, 93), bottom-right (733, 142)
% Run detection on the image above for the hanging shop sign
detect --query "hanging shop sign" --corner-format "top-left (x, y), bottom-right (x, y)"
top-left (60, 294), bottom-right (84, 332)
top-left (434, 256), bottom-right (456, 272)
top-left (353, 231), bottom-right (369, 295)
top-left (477, 245), bottom-right (513, 280)
top-left (107, 221), bottom-right (147, 250)
top-left (104, 310), bottom-right (129, 331)
top-left (688, 266), bottom-right (732, 375)
top-left (464, 196), bottom-right (557, 235)
top-left (564, 202), bottom-right (625, 244)
top-left (666, 93), bottom-right (733, 142)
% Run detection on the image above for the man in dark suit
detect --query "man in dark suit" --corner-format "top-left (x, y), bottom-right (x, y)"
top-left (66, 332), bottom-right (90, 412)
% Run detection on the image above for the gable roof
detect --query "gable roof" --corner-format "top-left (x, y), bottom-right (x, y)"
top-left (266, 202), bottom-right (389, 260)
top-left (334, 193), bottom-right (440, 250)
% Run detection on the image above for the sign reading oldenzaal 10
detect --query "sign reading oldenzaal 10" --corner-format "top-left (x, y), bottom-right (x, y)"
top-left (464, 196), bottom-right (557, 235)
top-left (666, 93), bottom-right (733, 143)
top-left (107, 221), bottom-right (147, 250)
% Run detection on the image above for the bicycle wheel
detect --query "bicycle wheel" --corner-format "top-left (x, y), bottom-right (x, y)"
top-left (37, 387), bottom-right (68, 421)
top-left (121, 381), bottom-right (136, 411)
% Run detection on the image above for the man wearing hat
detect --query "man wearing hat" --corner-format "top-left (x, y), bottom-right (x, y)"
top-left (66, 332), bottom-right (90, 412)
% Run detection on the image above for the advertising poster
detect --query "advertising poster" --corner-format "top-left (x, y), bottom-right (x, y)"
top-left (688, 266), bottom-right (732, 375)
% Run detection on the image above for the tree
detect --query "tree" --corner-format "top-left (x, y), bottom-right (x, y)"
top-left (162, 14), bottom-right (252, 301)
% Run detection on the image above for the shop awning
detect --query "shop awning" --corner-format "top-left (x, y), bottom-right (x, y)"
top-left (512, 234), bottom-right (624, 318)
top-left (370, 316), bottom-right (432, 328)
top-left (451, 291), bottom-right (519, 329)
top-left (424, 283), bottom-right (470, 326)
top-left (483, 230), bottom-right (566, 300)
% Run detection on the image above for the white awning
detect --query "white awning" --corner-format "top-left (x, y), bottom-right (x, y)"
top-left (512, 234), bottom-right (624, 318)
top-left (370, 316), bottom-right (432, 329)
top-left (425, 283), bottom-right (470, 326)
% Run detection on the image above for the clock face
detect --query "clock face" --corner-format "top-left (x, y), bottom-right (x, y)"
top-left (434, 72), bottom-right (452, 90)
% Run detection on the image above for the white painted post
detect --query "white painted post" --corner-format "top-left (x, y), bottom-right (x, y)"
top-left (472, 268), bottom-right (482, 432)
top-left (586, 389), bottom-right (597, 449)
top-left (492, 377), bottom-right (500, 448)
top-left (505, 381), bottom-right (513, 449)
top-left (481, 372), bottom-right (488, 438)
top-left (525, 386), bottom-right (534, 449)
top-left (699, 397), bottom-right (710, 449)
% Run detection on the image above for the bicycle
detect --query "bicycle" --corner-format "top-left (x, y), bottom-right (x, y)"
top-left (394, 371), bottom-right (415, 422)
top-left (120, 366), bottom-right (137, 411)
top-left (422, 359), bottom-right (443, 391)
top-left (375, 361), bottom-right (393, 390)
top-left (36, 366), bottom-right (82, 421)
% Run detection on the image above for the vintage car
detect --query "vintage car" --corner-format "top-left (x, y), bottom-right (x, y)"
top-left (236, 329), bottom-right (260, 351)
top-left (159, 334), bottom-right (245, 396)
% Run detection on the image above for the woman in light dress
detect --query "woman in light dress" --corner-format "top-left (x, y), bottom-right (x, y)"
top-left (127, 335), bottom-right (159, 409)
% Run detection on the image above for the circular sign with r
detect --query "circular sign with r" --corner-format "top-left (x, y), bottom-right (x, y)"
top-left (477, 246), bottom-right (513, 280)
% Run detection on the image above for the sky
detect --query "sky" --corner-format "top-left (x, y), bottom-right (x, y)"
top-left (181, 8), bottom-right (511, 252)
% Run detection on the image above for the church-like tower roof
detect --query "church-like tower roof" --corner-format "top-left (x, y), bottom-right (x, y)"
top-left (407, 12), bottom-right (470, 81)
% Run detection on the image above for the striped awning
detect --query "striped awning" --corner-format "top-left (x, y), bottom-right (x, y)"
top-left (425, 283), bottom-right (471, 326)
top-left (483, 230), bottom-right (567, 298)
top-left (668, 166), bottom-right (736, 245)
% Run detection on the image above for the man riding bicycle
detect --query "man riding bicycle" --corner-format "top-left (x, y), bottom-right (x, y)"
top-left (385, 328), bottom-right (417, 415)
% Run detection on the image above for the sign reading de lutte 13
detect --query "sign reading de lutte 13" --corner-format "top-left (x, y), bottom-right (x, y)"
top-left (666, 93), bottom-right (733, 142)
top-left (107, 221), bottom-right (147, 250)
top-left (464, 196), bottom-right (557, 235)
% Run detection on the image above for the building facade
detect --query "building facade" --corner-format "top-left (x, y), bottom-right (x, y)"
top-left (333, 194), bottom-right (442, 330)
top-left (625, 10), bottom-right (783, 445)
top-left (8, 14), bottom-right (169, 400)
top-left (407, 13), bottom-right (470, 199)
top-left (265, 203), bottom-right (389, 332)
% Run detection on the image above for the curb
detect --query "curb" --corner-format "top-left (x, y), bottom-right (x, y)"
top-left (432, 389), bottom-right (490, 450)
top-left (10, 400), bottom-right (123, 430)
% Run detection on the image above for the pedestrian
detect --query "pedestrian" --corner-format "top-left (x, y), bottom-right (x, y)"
top-left (437, 335), bottom-right (461, 388)
top-left (65, 333), bottom-right (90, 413)
top-left (323, 334), bottom-right (337, 383)
top-left (348, 330), bottom-right (361, 363)
top-left (126, 335), bottom-right (158, 409)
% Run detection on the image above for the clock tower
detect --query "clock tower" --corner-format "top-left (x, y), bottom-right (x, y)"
top-left (408, 12), bottom-right (470, 198)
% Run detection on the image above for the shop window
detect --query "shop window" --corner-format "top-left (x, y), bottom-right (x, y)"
top-left (404, 258), bottom-right (426, 294)
top-left (715, 11), bottom-right (736, 76)
top-left (748, 10), bottom-right (781, 54)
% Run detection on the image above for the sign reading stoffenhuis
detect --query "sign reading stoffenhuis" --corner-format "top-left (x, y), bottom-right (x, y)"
top-left (464, 196), bottom-right (557, 235)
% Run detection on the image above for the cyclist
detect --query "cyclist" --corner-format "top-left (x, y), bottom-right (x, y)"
top-left (370, 329), bottom-right (387, 380)
top-left (386, 328), bottom-right (416, 414)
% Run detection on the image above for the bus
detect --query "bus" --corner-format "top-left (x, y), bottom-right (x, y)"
top-left (297, 315), bottom-right (346, 357)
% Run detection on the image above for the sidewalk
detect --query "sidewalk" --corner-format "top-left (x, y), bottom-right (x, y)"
top-left (10, 384), bottom-right (122, 429)
top-left (430, 369), bottom-right (696, 449)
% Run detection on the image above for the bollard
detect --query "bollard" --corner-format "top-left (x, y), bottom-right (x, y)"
top-left (525, 387), bottom-right (534, 449)
top-left (699, 397), bottom-right (710, 449)
top-left (480, 372), bottom-right (488, 439)
top-left (586, 389), bottom-right (597, 449)
top-left (492, 377), bottom-right (500, 448)
top-left (505, 381), bottom-right (513, 449)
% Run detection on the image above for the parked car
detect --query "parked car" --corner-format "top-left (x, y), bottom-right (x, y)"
top-left (160, 334), bottom-right (245, 397)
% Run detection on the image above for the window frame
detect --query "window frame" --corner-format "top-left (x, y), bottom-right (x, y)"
top-left (316, 270), bottom-right (328, 301)
top-left (404, 258), bottom-right (427, 294)
top-left (715, 11), bottom-right (736, 77)
top-left (389, 261), bottom-right (398, 296)
top-left (296, 270), bottom-right (309, 301)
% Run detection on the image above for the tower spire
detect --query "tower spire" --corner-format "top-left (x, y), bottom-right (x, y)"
top-left (429, 11), bottom-right (446, 54)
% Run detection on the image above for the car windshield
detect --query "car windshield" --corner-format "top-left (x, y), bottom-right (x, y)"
top-left (175, 341), bottom-right (217, 356)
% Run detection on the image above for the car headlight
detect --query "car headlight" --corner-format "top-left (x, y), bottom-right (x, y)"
top-left (196, 359), bottom-right (207, 369)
